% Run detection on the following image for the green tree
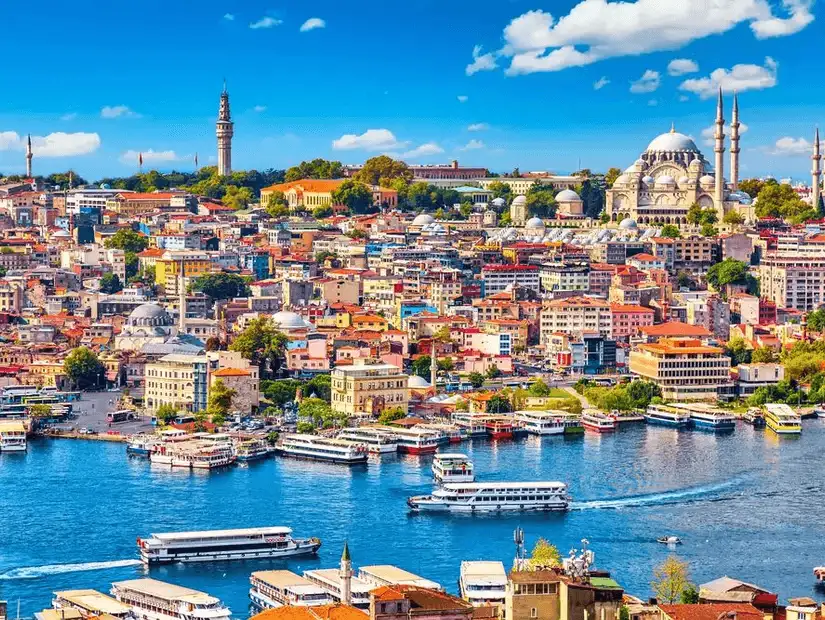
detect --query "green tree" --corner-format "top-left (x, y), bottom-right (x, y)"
top-left (755, 180), bottom-right (818, 223)
top-left (487, 181), bottom-right (512, 201)
top-left (486, 393), bottom-right (511, 413)
top-left (528, 538), bottom-right (562, 569)
top-left (526, 185), bottom-right (557, 218)
top-left (229, 317), bottom-right (289, 379)
top-left (486, 365), bottom-right (502, 379)
top-left (331, 180), bottom-right (375, 214)
top-left (723, 210), bottom-right (745, 226)
top-left (222, 185), bottom-right (254, 210)
top-left (315, 251), bottom-right (337, 265)
top-left (707, 258), bottom-right (749, 291)
top-left (191, 273), bottom-right (250, 300)
top-left (104, 229), bottom-right (148, 253)
top-left (700, 223), bottom-right (718, 237)
top-left (99, 273), bottom-right (123, 294)
top-left (29, 404), bottom-right (54, 418)
top-left (604, 167), bottom-right (622, 187)
top-left (155, 403), bottom-right (178, 425)
top-left (686, 203), bottom-right (704, 225)
top-left (285, 159), bottom-right (344, 182)
top-left (651, 556), bottom-right (692, 604)
top-left (660, 224), bottom-right (681, 238)
top-left (411, 356), bottom-right (433, 379)
top-left (312, 205), bottom-right (333, 219)
top-left (619, 607), bottom-right (630, 620)
top-left (299, 397), bottom-right (343, 429)
top-left (305, 374), bottom-right (332, 402)
top-left (680, 583), bottom-right (699, 604)
top-left (751, 346), bottom-right (778, 363)
top-left (467, 372), bottom-right (485, 389)
top-left (806, 308), bottom-right (825, 332)
top-left (353, 155), bottom-right (412, 186)
top-left (738, 178), bottom-right (765, 197)
top-left (63, 347), bottom-right (105, 390)
top-left (378, 407), bottom-right (407, 425)
top-left (297, 421), bottom-right (315, 434)
top-left (676, 271), bottom-right (693, 290)
top-left (207, 379), bottom-right (237, 420)
top-left (724, 337), bottom-right (752, 366)
top-left (261, 379), bottom-right (301, 406)
top-left (528, 379), bottom-right (551, 397)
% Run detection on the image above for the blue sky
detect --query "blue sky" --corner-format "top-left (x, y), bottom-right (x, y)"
top-left (0, 0), bottom-right (822, 181)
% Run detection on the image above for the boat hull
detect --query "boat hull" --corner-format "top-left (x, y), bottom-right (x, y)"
top-left (142, 540), bottom-right (321, 565)
top-left (582, 423), bottom-right (615, 433)
top-left (276, 449), bottom-right (368, 464)
top-left (690, 419), bottom-right (735, 432)
top-left (397, 444), bottom-right (438, 454)
top-left (408, 499), bottom-right (569, 513)
top-left (644, 415), bottom-right (689, 428)
top-left (0, 443), bottom-right (26, 452)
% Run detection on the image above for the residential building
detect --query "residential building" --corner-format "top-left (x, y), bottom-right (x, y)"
top-left (505, 570), bottom-right (623, 620)
top-left (331, 360), bottom-right (409, 417)
top-left (370, 586), bottom-right (473, 620)
top-left (0, 282), bottom-right (22, 313)
top-left (540, 297), bottom-right (612, 344)
top-left (610, 304), bottom-right (654, 340)
top-left (736, 363), bottom-right (784, 398)
top-left (759, 251), bottom-right (825, 311)
top-left (144, 354), bottom-right (209, 412)
top-left (482, 265), bottom-right (540, 296)
top-left (538, 263), bottom-right (589, 295)
top-left (155, 251), bottom-right (213, 295)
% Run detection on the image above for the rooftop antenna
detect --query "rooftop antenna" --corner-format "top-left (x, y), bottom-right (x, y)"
top-left (513, 526), bottom-right (526, 570)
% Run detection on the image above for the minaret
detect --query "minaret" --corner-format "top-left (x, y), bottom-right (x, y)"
top-left (730, 93), bottom-right (740, 192)
top-left (813, 128), bottom-right (822, 212)
top-left (25, 134), bottom-right (33, 178)
top-left (178, 258), bottom-right (187, 332)
top-left (216, 82), bottom-right (234, 176)
top-left (339, 542), bottom-right (353, 605)
top-left (714, 88), bottom-right (726, 210)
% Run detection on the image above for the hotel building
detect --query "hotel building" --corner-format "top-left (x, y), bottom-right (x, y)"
top-left (331, 360), bottom-right (409, 417)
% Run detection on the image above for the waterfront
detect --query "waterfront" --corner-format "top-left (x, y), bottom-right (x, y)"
top-left (2, 421), bottom-right (824, 617)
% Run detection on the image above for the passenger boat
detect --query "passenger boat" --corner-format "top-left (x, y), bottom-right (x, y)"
top-left (484, 416), bottom-right (514, 439)
top-left (514, 410), bottom-right (565, 436)
top-left (127, 434), bottom-right (160, 456)
top-left (813, 406), bottom-right (825, 419)
top-left (303, 569), bottom-right (373, 610)
top-left (418, 423), bottom-right (461, 444)
top-left (687, 409), bottom-right (735, 432)
top-left (743, 408), bottom-right (766, 428)
top-left (0, 420), bottom-right (27, 451)
top-left (249, 571), bottom-right (330, 609)
top-left (813, 566), bottom-right (825, 583)
top-left (391, 426), bottom-right (440, 454)
top-left (764, 403), bottom-right (802, 435)
top-left (234, 437), bottom-right (272, 462)
top-left (453, 419), bottom-right (488, 438)
top-left (337, 427), bottom-right (399, 454)
top-left (559, 413), bottom-right (584, 435)
top-left (581, 410), bottom-right (616, 433)
top-left (407, 481), bottom-right (571, 513)
top-left (275, 434), bottom-right (368, 464)
top-left (110, 578), bottom-right (231, 620)
top-left (357, 565), bottom-right (442, 590)
top-left (432, 453), bottom-right (475, 484)
top-left (459, 561), bottom-right (507, 609)
top-left (52, 589), bottom-right (134, 619)
top-left (657, 536), bottom-right (682, 545)
top-left (137, 526), bottom-right (321, 565)
top-left (644, 404), bottom-right (691, 428)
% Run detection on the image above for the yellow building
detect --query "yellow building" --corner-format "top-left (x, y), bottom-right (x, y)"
top-left (351, 314), bottom-right (389, 332)
top-left (144, 354), bottom-right (209, 412)
top-left (331, 360), bottom-right (408, 417)
top-left (629, 337), bottom-right (731, 401)
top-left (155, 251), bottom-right (213, 295)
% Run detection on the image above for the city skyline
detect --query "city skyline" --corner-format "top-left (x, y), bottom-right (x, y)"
top-left (0, 0), bottom-right (822, 180)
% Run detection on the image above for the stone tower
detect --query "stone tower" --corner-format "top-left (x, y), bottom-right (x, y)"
top-left (339, 542), bottom-right (353, 605)
top-left (714, 88), bottom-right (726, 212)
top-left (26, 134), bottom-right (33, 178)
top-left (730, 93), bottom-right (740, 192)
top-left (216, 83), bottom-right (234, 176)
top-left (813, 128), bottom-right (822, 211)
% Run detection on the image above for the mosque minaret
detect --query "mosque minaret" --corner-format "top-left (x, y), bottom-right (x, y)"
top-left (25, 134), bottom-right (32, 178)
top-left (730, 93), bottom-right (740, 192)
top-left (714, 88), bottom-right (726, 210)
top-left (813, 127), bottom-right (822, 210)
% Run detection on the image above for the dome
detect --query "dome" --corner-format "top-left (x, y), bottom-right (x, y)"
top-left (556, 189), bottom-right (582, 202)
top-left (491, 197), bottom-right (506, 207)
top-left (699, 174), bottom-right (716, 187)
top-left (127, 303), bottom-right (173, 328)
top-left (642, 175), bottom-right (655, 186)
top-left (677, 176), bottom-right (691, 187)
top-left (613, 174), bottom-right (631, 186)
top-left (511, 195), bottom-right (527, 206)
top-left (525, 217), bottom-right (545, 229)
top-left (271, 311), bottom-right (308, 330)
top-left (655, 175), bottom-right (676, 188)
top-left (619, 218), bottom-right (638, 230)
top-left (646, 130), bottom-right (699, 153)
top-left (412, 213), bottom-right (434, 226)
top-left (408, 375), bottom-right (431, 388)
top-left (52, 229), bottom-right (71, 238)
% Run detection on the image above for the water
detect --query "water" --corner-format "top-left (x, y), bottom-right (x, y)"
top-left (2, 421), bottom-right (824, 616)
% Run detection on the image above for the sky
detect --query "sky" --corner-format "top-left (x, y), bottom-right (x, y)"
top-left (0, 0), bottom-right (823, 181)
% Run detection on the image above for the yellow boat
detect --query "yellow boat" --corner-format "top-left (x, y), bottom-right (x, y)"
top-left (763, 403), bottom-right (801, 435)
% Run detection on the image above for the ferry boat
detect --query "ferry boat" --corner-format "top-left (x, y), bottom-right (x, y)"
top-left (127, 434), bottom-right (161, 456)
top-left (453, 419), bottom-right (488, 438)
top-left (407, 481), bottom-right (571, 513)
top-left (813, 406), bottom-right (825, 419)
top-left (682, 406), bottom-right (736, 432)
top-left (52, 590), bottom-right (134, 619)
top-left (110, 578), bottom-right (231, 620)
top-left (303, 569), bottom-right (373, 610)
top-left (432, 453), bottom-right (475, 484)
top-left (234, 437), bottom-right (272, 462)
top-left (275, 434), bottom-right (368, 464)
top-left (418, 423), bottom-right (461, 444)
top-left (581, 410), bottom-right (616, 433)
top-left (743, 407), bottom-right (766, 428)
top-left (764, 403), bottom-right (802, 435)
top-left (559, 413), bottom-right (584, 435)
top-left (357, 565), bottom-right (442, 590)
top-left (483, 416), bottom-right (514, 439)
top-left (391, 426), bottom-right (440, 454)
top-left (514, 410), bottom-right (564, 435)
top-left (137, 526), bottom-right (321, 565)
top-left (644, 404), bottom-right (691, 428)
top-left (459, 561), bottom-right (507, 609)
top-left (0, 420), bottom-right (27, 451)
top-left (337, 427), bottom-right (399, 454)
top-left (249, 571), bottom-right (330, 609)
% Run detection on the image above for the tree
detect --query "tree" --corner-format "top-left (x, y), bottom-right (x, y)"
top-left (207, 379), bottom-right (237, 420)
top-left (651, 556), bottom-right (692, 604)
top-left (104, 229), bottom-right (148, 253)
top-left (353, 155), bottom-right (412, 186)
top-left (468, 372), bottom-right (485, 388)
top-left (806, 308), bottom-right (825, 332)
top-left (297, 421), bottom-right (315, 434)
top-left (99, 273), bottom-right (123, 294)
top-left (312, 205), bottom-right (333, 219)
top-left (755, 181), bottom-right (817, 223)
top-left (229, 317), bottom-right (289, 379)
top-left (528, 379), bottom-right (551, 397)
top-left (411, 356), bottom-right (432, 379)
top-left (738, 178), bottom-right (765, 197)
top-left (528, 538), bottom-right (562, 569)
top-left (751, 346), bottom-right (778, 363)
top-left (222, 185), bottom-right (254, 210)
top-left (723, 210), bottom-right (745, 226)
top-left (63, 347), bottom-right (105, 390)
top-left (191, 273), bottom-right (250, 300)
top-left (660, 224), bottom-right (681, 238)
top-left (707, 258), bottom-right (749, 291)
top-left (155, 403), bottom-right (178, 425)
top-left (29, 404), bottom-right (53, 418)
top-left (299, 397), bottom-right (344, 429)
top-left (331, 180), bottom-right (374, 214)
top-left (285, 159), bottom-right (344, 182)
top-left (526, 185), bottom-right (557, 218)
top-left (681, 583), bottom-right (699, 604)
top-left (724, 337), bottom-right (752, 366)
top-left (605, 167), bottom-right (622, 187)
top-left (486, 365), bottom-right (502, 379)
top-left (378, 407), bottom-right (407, 424)
top-left (487, 181), bottom-right (512, 201)
top-left (700, 223), bottom-right (718, 237)
top-left (486, 393), bottom-right (511, 413)
top-left (686, 203), bottom-right (704, 225)
top-left (619, 607), bottom-right (630, 620)
top-left (676, 271), bottom-right (693, 290)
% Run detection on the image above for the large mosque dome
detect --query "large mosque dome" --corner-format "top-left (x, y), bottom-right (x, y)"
top-left (271, 311), bottom-right (309, 330)
top-left (645, 131), bottom-right (699, 153)
top-left (128, 303), bottom-right (173, 327)
top-left (412, 213), bottom-right (435, 226)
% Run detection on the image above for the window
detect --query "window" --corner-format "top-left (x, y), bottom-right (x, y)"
top-left (531, 609), bottom-right (538, 618)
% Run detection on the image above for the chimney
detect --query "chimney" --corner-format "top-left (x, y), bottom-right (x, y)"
top-left (451, 159), bottom-right (459, 169)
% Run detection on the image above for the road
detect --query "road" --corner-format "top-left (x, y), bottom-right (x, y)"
top-left (53, 389), bottom-right (153, 436)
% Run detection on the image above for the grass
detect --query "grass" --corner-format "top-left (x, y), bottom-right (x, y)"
top-left (546, 388), bottom-right (571, 398)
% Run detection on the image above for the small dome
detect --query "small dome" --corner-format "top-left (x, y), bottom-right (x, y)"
top-left (613, 174), bottom-right (631, 186)
top-left (511, 195), bottom-right (527, 206)
top-left (619, 218), bottom-right (638, 230)
top-left (52, 229), bottom-right (71, 238)
top-left (271, 311), bottom-right (308, 330)
top-left (556, 189), bottom-right (582, 202)
top-left (129, 303), bottom-right (169, 321)
top-left (646, 131), bottom-right (699, 153)
top-left (491, 197), bottom-right (506, 207)
top-left (408, 375), bottom-right (431, 388)
top-left (677, 176), bottom-right (691, 187)
top-left (699, 175), bottom-right (716, 187)
top-left (689, 158), bottom-right (703, 171)
top-left (655, 175), bottom-right (676, 188)
top-left (525, 217), bottom-right (545, 229)
top-left (412, 213), bottom-right (434, 226)
top-left (642, 175), bottom-right (655, 186)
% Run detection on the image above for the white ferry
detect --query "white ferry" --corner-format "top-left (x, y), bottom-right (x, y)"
top-left (672, 404), bottom-right (735, 432)
top-left (110, 578), bottom-right (231, 620)
top-left (234, 437), bottom-right (272, 462)
top-left (249, 571), bottom-right (331, 609)
top-left (0, 420), bottom-right (27, 451)
top-left (581, 410), bottom-right (616, 433)
top-left (432, 453), bottom-right (475, 484)
top-left (357, 565), bottom-right (442, 590)
top-left (137, 526), bottom-right (321, 565)
top-left (514, 410), bottom-right (565, 435)
top-left (407, 481), bottom-right (570, 513)
top-left (453, 419), bottom-right (487, 438)
top-left (459, 561), bottom-right (507, 609)
top-left (391, 426), bottom-right (440, 454)
top-left (764, 403), bottom-right (802, 435)
top-left (303, 569), bottom-right (373, 610)
top-left (417, 423), bottom-right (461, 444)
top-left (52, 589), bottom-right (134, 619)
top-left (644, 404), bottom-right (691, 428)
top-left (275, 434), bottom-right (368, 464)
top-left (127, 435), bottom-right (161, 457)
top-left (337, 427), bottom-right (399, 454)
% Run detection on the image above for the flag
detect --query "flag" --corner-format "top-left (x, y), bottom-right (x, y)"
top-left (194, 153), bottom-right (199, 169)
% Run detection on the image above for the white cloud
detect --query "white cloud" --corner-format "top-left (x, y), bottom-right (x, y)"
top-left (250, 16), bottom-right (282, 29)
top-left (471, 0), bottom-right (813, 76)
top-left (300, 17), bottom-right (325, 32)
top-left (332, 129), bottom-right (402, 151)
top-left (223, 13), bottom-right (235, 20)
top-left (0, 131), bottom-right (100, 157)
top-left (457, 95), bottom-right (469, 103)
top-left (101, 105), bottom-right (139, 119)
top-left (465, 45), bottom-right (498, 76)
top-left (630, 69), bottom-right (660, 94)
top-left (593, 76), bottom-right (610, 90)
top-left (253, 105), bottom-right (267, 112)
top-left (402, 143), bottom-right (445, 159)
top-left (679, 56), bottom-right (777, 99)
top-left (701, 122), bottom-right (749, 146)
top-left (460, 139), bottom-right (485, 151)
top-left (771, 136), bottom-right (811, 155)
top-left (119, 149), bottom-right (180, 165)
top-left (60, 113), bottom-right (78, 121)
top-left (667, 58), bottom-right (699, 76)
top-left (467, 123), bottom-right (489, 132)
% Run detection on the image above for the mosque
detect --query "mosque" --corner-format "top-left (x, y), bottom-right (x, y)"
top-left (605, 90), bottom-right (755, 226)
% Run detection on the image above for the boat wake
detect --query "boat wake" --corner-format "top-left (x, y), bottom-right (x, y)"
top-left (0, 559), bottom-right (142, 580)
top-left (571, 479), bottom-right (738, 511)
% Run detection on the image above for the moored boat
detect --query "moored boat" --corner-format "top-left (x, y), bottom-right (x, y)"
top-left (127, 434), bottom-right (161, 456)
top-left (743, 408), bottom-right (766, 428)
top-left (275, 434), bottom-right (368, 464)
top-left (581, 410), bottom-right (616, 433)
top-left (667, 403), bottom-right (736, 432)
top-left (391, 426), bottom-right (440, 454)
top-left (483, 416), bottom-right (514, 439)
top-left (110, 578), bottom-right (231, 620)
top-left (337, 427), bottom-right (399, 454)
top-left (764, 403), bottom-right (802, 435)
top-left (408, 481), bottom-right (570, 513)
top-left (234, 437), bottom-right (273, 462)
top-left (644, 404), bottom-right (691, 428)
top-left (432, 453), bottom-right (474, 484)
top-left (0, 420), bottom-right (27, 452)
top-left (514, 410), bottom-right (564, 436)
top-left (249, 570), bottom-right (331, 610)
top-left (459, 561), bottom-right (507, 609)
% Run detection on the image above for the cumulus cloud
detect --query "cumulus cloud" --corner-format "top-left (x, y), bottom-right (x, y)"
top-left (253, 105), bottom-right (267, 112)
top-left (679, 56), bottom-right (777, 99)
top-left (0, 131), bottom-right (100, 157)
top-left (771, 136), bottom-right (811, 155)
top-left (250, 16), bottom-right (282, 29)
top-left (460, 139), bottom-right (485, 151)
top-left (467, 123), bottom-right (489, 132)
top-left (332, 129), bottom-right (402, 151)
top-left (593, 76), bottom-right (610, 90)
top-left (701, 122), bottom-right (749, 146)
top-left (403, 143), bottom-right (445, 159)
top-left (223, 13), bottom-right (235, 20)
top-left (101, 105), bottom-right (139, 119)
top-left (300, 17), bottom-right (325, 32)
top-left (465, 45), bottom-right (498, 76)
top-left (668, 58), bottom-right (699, 76)
top-left (468, 0), bottom-right (813, 76)
top-left (119, 149), bottom-right (180, 165)
top-left (457, 95), bottom-right (469, 103)
top-left (630, 69), bottom-right (660, 94)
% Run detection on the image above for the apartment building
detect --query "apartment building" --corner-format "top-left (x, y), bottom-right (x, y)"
top-left (144, 354), bottom-right (209, 412)
top-left (538, 263), bottom-right (589, 294)
top-left (759, 251), bottom-right (825, 311)
top-left (610, 304), bottom-right (654, 339)
top-left (155, 251), bottom-right (213, 295)
top-left (481, 264), bottom-right (540, 296)
top-left (540, 297), bottom-right (612, 344)
top-left (330, 360), bottom-right (409, 417)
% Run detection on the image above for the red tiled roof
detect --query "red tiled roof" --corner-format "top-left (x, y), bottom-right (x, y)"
top-left (659, 604), bottom-right (763, 620)
top-left (640, 321), bottom-right (711, 337)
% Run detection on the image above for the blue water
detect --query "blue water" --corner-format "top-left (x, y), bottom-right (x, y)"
top-left (2, 422), bottom-right (824, 617)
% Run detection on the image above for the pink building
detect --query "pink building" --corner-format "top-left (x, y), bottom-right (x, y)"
top-left (610, 303), bottom-right (655, 339)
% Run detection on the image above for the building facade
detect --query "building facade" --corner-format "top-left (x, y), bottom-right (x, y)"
top-left (331, 360), bottom-right (409, 417)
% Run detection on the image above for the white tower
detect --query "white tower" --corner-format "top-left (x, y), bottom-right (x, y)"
top-left (813, 128), bottom-right (822, 211)
top-left (339, 542), bottom-right (353, 605)
top-left (729, 93), bottom-right (740, 192)
top-left (216, 82), bottom-right (234, 176)
top-left (178, 258), bottom-right (187, 332)
top-left (714, 88), bottom-right (726, 211)
top-left (25, 134), bottom-right (33, 178)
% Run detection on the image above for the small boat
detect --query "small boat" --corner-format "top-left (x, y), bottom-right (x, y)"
top-left (813, 566), bottom-right (825, 583)
top-left (581, 410), bottom-right (617, 433)
top-left (814, 407), bottom-right (825, 419)
top-left (657, 536), bottom-right (681, 545)
top-left (743, 408), bottom-right (766, 428)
